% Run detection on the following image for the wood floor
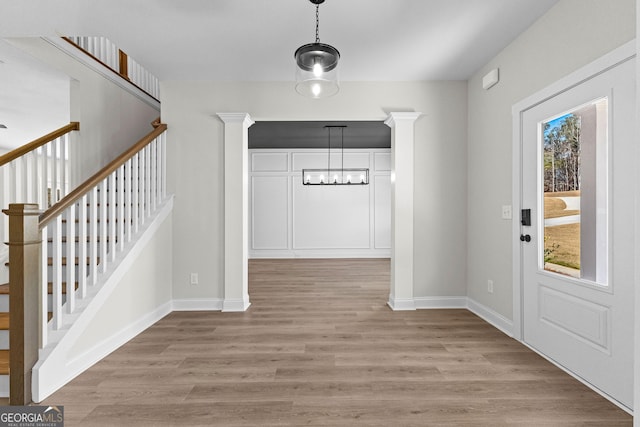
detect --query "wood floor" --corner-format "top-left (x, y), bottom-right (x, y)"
top-left (40, 259), bottom-right (632, 426)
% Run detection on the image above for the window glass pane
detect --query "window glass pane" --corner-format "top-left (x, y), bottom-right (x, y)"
top-left (541, 98), bottom-right (608, 285)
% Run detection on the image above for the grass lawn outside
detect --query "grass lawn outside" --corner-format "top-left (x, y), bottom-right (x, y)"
top-left (544, 191), bottom-right (580, 271)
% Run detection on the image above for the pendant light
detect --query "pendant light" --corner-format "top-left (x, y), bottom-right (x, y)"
top-left (302, 126), bottom-right (369, 186)
top-left (294, 0), bottom-right (340, 98)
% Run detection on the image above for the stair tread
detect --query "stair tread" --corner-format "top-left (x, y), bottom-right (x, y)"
top-left (0, 313), bottom-right (8, 330)
top-left (0, 350), bottom-right (8, 375)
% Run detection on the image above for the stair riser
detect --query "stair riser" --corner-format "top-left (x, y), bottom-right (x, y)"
top-left (0, 294), bottom-right (63, 313)
top-left (0, 375), bottom-right (7, 398)
top-left (47, 240), bottom-right (108, 254)
top-left (0, 331), bottom-right (7, 350)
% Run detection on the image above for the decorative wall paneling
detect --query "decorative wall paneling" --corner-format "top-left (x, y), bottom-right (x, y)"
top-left (249, 149), bottom-right (391, 258)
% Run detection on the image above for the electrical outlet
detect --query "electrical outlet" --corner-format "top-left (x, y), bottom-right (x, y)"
top-left (501, 205), bottom-right (512, 220)
top-left (487, 279), bottom-right (494, 294)
top-left (190, 273), bottom-right (199, 285)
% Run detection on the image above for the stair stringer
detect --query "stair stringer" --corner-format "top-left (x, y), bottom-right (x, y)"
top-left (32, 196), bottom-right (174, 403)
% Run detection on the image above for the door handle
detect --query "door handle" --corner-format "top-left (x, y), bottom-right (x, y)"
top-left (520, 234), bottom-right (531, 242)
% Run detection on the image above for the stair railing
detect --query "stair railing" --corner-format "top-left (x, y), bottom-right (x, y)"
top-left (63, 37), bottom-right (160, 101)
top-left (0, 123), bottom-right (81, 265)
top-left (3, 121), bottom-right (167, 405)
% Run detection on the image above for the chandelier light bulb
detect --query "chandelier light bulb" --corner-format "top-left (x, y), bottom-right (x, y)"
top-left (346, 174), bottom-right (352, 183)
top-left (311, 83), bottom-right (322, 97)
top-left (313, 62), bottom-right (323, 77)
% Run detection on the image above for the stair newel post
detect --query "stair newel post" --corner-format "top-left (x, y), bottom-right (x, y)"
top-left (2, 203), bottom-right (41, 405)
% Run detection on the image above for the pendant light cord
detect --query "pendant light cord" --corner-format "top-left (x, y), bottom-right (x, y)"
top-left (315, 4), bottom-right (320, 43)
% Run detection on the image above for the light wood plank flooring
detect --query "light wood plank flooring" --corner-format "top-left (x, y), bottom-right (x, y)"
top-left (41, 259), bottom-right (631, 426)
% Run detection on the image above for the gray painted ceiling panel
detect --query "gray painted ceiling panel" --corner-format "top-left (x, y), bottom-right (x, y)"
top-left (249, 121), bottom-right (390, 149)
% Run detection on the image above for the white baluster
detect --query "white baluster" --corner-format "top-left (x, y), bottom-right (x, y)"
top-left (66, 203), bottom-right (76, 314)
top-left (8, 161), bottom-right (16, 204)
top-left (145, 145), bottom-right (151, 219)
top-left (51, 139), bottom-right (58, 204)
top-left (99, 179), bottom-right (107, 273)
top-left (51, 215), bottom-right (63, 330)
top-left (132, 154), bottom-right (139, 234)
top-left (78, 194), bottom-right (88, 298)
top-left (125, 159), bottom-right (132, 243)
top-left (108, 173), bottom-right (116, 262)
top-left (117, 165), bottom-right (125, 252)
top-left (42, 144), bottom-right (49, 207)
top-left (89, 187), bottom-right (98, 285)
top-left (29, 151), bottom-right (37, 203)
top-left (19, 156), bottom-right (27, 202)
top-left (162, 131), bottom-right (167, 198)
top-left (40, 224), bottom-right (49, 349)
top-left (150, 140), bottom-right (157, 211)
top-left (139, 148), bottom-right (145, 224)
top-left (61, 135), bottom-right (68, 198)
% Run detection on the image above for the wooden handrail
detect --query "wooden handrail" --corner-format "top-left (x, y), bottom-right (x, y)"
top-left (0, 122), bottom-right (80, 168)
top-left (40, 123), bottom-right (167, 226)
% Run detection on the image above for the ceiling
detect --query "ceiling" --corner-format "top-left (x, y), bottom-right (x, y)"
top-left (0, 0), bottom-right (559, 81)
top-left (0, 0), bottom-right (560, 150)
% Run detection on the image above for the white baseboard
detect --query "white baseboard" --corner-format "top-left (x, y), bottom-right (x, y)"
top-left (414, 296), bottom-right (467, 309)
top-left (172, 298), bottom-right (223, 311)
top-left (250, 250), bottom-right (391, 259)
top-left (222, 298), bottom-right (251, 312)
top-left (387, 295), bottom-right (416, 311)
top-left (466, 297), bottom-right (514, 337)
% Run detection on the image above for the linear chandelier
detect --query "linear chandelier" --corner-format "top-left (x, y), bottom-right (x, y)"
top-left (294, 0), bottom-right (340, 98)
top-left (302, 126), bottom-right (369, 186)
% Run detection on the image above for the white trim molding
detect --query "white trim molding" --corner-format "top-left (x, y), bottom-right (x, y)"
top-left (467, 298), bottom-right (514, 337)
top-left (222, 298), bottom-right (251, 312)
top-left (414, 296), bottom-right (468, 310)
top-left (172, 299), bottom-right (224, 311)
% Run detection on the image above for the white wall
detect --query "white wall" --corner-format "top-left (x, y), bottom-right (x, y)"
top-left (467, 0), bottom-right (635, 320)
top-left (250, 148), bottom-right (390, 258)
top-left (6, 37), bottom-right (160, 184)
top-left (162, 81), bottom-right (467, 301)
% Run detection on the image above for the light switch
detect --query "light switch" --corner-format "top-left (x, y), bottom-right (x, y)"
top-left (501, 205), bottom-right (512, 220)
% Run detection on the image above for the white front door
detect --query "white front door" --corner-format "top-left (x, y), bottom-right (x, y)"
top-left (520, 54), bottom-right (635, 409)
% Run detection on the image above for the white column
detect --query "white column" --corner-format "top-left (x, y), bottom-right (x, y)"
top-left (385, 112), bottom-right (421, 310)
top-left (217, 113), bottom-right (254, 312)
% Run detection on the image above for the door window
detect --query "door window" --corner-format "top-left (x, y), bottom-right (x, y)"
top-left (540, 98), bottom-right (608, 285)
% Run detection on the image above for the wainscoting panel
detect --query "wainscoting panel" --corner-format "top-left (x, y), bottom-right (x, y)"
top-left (374, 175), bottom-right (391, 249)
top-left (251, 176), bottom-right (289, 250)
top-left (250, 149), bottom-right (390, 258)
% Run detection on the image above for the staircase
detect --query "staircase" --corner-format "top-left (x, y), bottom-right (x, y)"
top-left (1, 121), bottom-right (168, 404)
